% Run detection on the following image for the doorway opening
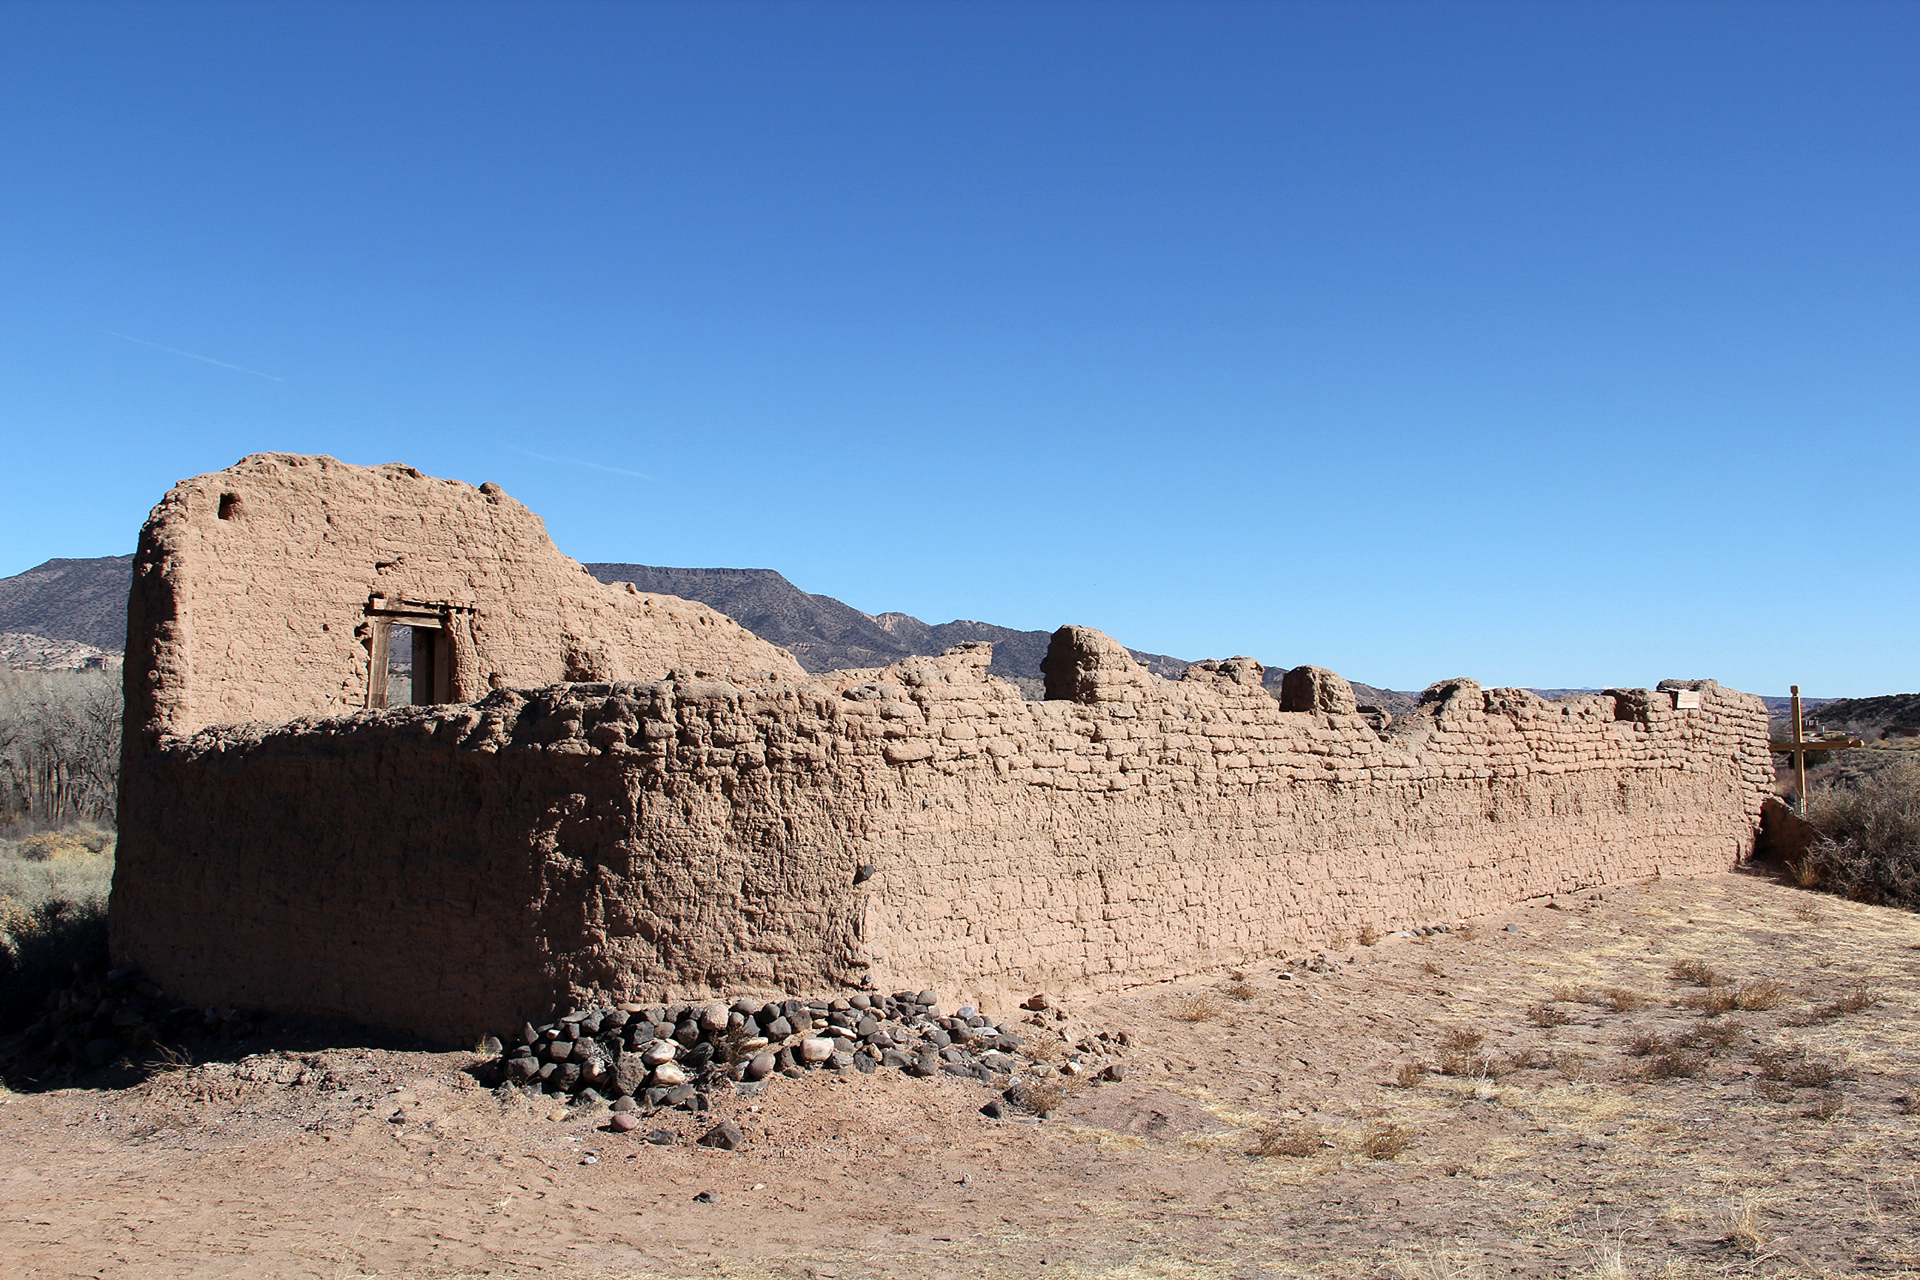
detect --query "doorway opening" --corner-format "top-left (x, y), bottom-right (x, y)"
top-left (365, 596), bottom-right (459, 708)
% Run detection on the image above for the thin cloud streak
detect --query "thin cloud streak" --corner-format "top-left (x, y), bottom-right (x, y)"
top-left (103, 331), bottom-right (284, 381)
top-left (513, 448), bottom-right (657, 482)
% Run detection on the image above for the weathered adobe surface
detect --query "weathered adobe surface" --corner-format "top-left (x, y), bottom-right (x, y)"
top-left (114, 462), bottom-right (1772, 1042)
top-left (119, 452), bottom-right (803, 742)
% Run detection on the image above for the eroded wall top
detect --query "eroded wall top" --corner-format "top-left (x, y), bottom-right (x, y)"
top-left (124, 454), bottom-right (804, 738)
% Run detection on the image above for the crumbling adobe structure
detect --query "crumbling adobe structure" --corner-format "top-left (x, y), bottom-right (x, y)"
top-left (113, 456), bottom-right (1774, 1042)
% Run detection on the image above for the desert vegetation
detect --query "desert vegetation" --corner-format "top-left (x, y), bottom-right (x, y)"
top-left (1797, 757), bottom-right (1920, 907)
top-left (0, 670), bottom-right (119, 1031)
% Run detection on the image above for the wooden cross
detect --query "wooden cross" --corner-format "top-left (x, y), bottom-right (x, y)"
top-left (1769, 684), bottom-right (1864, 814)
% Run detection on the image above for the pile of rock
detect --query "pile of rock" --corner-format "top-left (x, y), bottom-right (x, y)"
top-left (486, 990), bottom-right (1027, 1114)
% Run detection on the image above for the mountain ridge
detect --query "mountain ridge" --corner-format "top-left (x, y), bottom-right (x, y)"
top-left (0, 556), bottom-right (136, 651)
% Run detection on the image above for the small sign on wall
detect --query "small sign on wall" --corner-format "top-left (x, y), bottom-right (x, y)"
top-left (1671, 689), bottom-right (1702, 710)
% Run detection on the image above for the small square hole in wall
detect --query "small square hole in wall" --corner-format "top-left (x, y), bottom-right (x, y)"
top-left (218, 493), bottom-right (242, 520)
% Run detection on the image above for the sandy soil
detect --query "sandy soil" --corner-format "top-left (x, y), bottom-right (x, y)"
top-left (3, 870), bottom-right (1916, 1280)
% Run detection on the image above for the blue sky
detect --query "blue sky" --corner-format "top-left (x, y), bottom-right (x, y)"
top-left (1, 1), bottom-right (1913, 695)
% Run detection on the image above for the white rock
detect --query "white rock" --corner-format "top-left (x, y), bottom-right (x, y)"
top-left (651, 1062), bottom-right (689, 1087)
top-left (642, 1040), bottom-right (679, 1067)
top-left (798, 1037), bottom-right (834, 1064)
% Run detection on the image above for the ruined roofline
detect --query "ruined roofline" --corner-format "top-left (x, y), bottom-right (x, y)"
top-left (120, 453), bottom-right (807, 744)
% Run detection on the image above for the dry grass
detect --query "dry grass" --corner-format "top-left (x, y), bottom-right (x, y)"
top-left (1246, 1123), bottom-right (1323, 1158)
top-left (1394, 1060), bottom-right (1430, 1088)
top-left (1669, 959), bottom-right (1723, 987)
top-left (1221, 981), bottom-right (1257, 1002)
top-left (1168, 995), bottom-right (1220, 1023)
top-left (1526, 1001), bottom-right (1570, 1028)
top-left (1788, 982), bottom-right (1886, 1025)
top-left (1691, 1020), bottom-right (1746, 1052)
top-left (1548, 982), bottom-right (1588, 1003)
top-left (1359, 1122), bottom-right (1410, 1160)
top-left (1805, 1093), bottom-right (1845, 1121)
top-left (1678, 987), bottom-right (1738, 1016)
top-left (1020, 1033), bottom-right (1067, 1063)
top-left (1435, 1027), bottom-right (1511, 1077)
top-left (1624, 1022), bottom-right (1745, 1067)
top-left (1732, 980), bottom-right (1786, 1011)
top-left (1645, 1049), bottom-right (1708, 1080)
top-left (1357, 923), bottom-right (1381, 947)
top-left (1009, 1075), bottom-right (1079, 1115)
top-left (1829, 983), bottom-right (1886, 1014)
top-left (1596, 987), bottom-right (1656, 1013)
top-left (1623, 1031), bottom-right (1665, 1057)
top-left (1756, 1046), bottom-right (1853, 1088)
top-left (1724, 1197), bottom-right (1770, 1256)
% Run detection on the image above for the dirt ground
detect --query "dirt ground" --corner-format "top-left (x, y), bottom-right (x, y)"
top-left (3, 869), bottom-right (1916, 1280)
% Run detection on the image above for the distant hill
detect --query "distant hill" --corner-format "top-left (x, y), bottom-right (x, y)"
top-left (0, 632), bottom-right (120, 671)
top-left (584, 563), bottom-right (1192, 681)
top-left (590, 563), bottom-right (1425, 708)
top-left (1801, 693), bottom-right (1920, 740)
top-left (0, 556), bottom-right (134, 650)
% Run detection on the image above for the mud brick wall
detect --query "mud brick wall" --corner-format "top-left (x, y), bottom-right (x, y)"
top-left (113, 628), bottom-right (1771, 1042)
top-left (121, 453), bottom-right (803, 741)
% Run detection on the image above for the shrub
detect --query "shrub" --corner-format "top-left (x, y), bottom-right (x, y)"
top-left (1246, 1123), bottom-right (1322, 1157)
top-left (1009, 1076), bottom-right (1073, 1115)
top-left (1646, 1050), bottom-right (1708, 1080)
top-left (1526, 1001), bottom-right (1570, 1028)
top-left (1168, 995), bottom-right (1219, 1023)
top-left (1624, 1031), bottom-right (1664, 1057)
top-left (1732, 980), bottom-right (1786, 1011)
top-left (1597, 988), bottom-right (1655, 1013)
top-left (0, 820), bottom-right (115, 1033)
top-left (1357, 923), bottom-right (1381, 947)
top-left (1805, 1093), bottom-right (1845, 1121)
top-left (1670, 959), bottom-right (1722, 987)
top-left (1435, 1027), bottom-right (1509, 1077)
top-left (1785, 983), bottom-right (1885, 1026)
top-left (1360, 1123), bottom-right (1410, 1160)
top-left (1222, 981), bottom-right (1257, 1002)
top-left (1395, 1060), bottom-right (1430, 1088)
top-left (1800, 759), bottom-right (1920, 906)
top-left (0, 895), bottom-right (108, 1030)
top-left (1756, 1046), bottom-right (1852, 1088)
top-left (1679, 987), bottom-right (1737, 1016)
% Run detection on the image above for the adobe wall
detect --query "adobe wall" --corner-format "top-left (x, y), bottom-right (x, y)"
top-left (114, 617), bottom-right (1771, 1041)
top-left (121, 453), bottom-right (804, 741)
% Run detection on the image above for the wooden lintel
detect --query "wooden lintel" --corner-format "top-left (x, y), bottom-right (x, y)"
top-left (1769, 738), bottom-right (1865, 752)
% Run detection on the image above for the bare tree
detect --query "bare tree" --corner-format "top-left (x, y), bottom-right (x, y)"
top-left (0, 670), bottom-right (120, 827)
